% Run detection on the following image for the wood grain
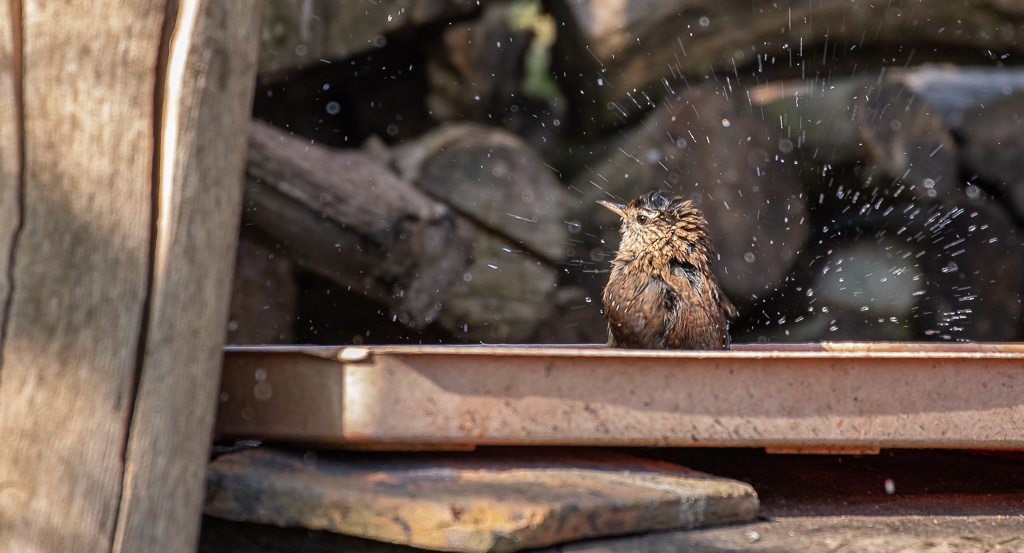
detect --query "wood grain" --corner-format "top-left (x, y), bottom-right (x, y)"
top-left (113, 2), bottom-right (262, 552)
top-left (0, 2), bottom-right (164, 551)
top-left (0, 0), bottom-right (19, 332)
top-left (0, 2), bottom-right (260, 552)
top-left (244, 120), bottom-right (473, 328)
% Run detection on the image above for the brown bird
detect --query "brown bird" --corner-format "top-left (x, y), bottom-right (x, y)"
top-left (599, 190), bottom-right (736, 350)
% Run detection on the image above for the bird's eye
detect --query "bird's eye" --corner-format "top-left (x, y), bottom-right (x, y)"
top-left (636, 214), bottom-right (650, 224)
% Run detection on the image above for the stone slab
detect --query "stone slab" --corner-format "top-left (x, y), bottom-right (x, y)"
top-left (204, 447), bottom-right (759, 553)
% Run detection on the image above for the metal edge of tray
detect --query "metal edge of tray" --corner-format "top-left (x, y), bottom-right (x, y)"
top-left (216, 343), bottom-right (1024, 449)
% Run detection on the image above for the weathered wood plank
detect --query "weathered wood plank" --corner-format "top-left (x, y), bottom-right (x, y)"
top-left (0, 2), bottom-right (261, 552)
top-left (113, 2), bottom-right (263, 552)
top-left (0, 0), bottom-right (19, 333)
top-left (0, 2), bottom-right (166, 551)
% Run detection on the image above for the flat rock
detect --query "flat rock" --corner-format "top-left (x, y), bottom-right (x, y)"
top-left (204, 447), bottom-right (759, 553)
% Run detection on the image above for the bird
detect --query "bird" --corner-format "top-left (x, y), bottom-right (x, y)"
top-left (598, 190), bottom-right (736, 350)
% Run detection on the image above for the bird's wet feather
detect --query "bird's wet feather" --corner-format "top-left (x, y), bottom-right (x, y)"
top-left (600, 190), bottom-right (734, 350)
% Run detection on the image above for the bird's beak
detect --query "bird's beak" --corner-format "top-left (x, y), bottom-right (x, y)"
top-left (597, 200), bottom-right (627, 218)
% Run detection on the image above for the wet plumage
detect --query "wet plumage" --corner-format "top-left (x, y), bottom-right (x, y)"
top-left (599, 190), bottom-right (736, 350)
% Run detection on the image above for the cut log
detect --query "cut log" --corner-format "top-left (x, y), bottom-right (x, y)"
top-left (426, 3), bottom-right (533, 123)
top-left (760, 235), bottom-right (922, 343)
top-left (548, 0), bottom-right (1024, 130)
top-left (385, 122), bottom-right (580, 343)
top-left (915, 200), bottom-right (1024, 341)
top-left (435, 228), bottom-right (558, 343)
top-left (958, 91), bottom-right (1024, 220)
top-left (258, 0), bottom-right (479, 80)
top-left (423, 1), bottom-right (565, 150)
top-left (227, 228), bottom-right (298, 344)
top-left (244, 120), bottom-right (474, 328)
top-left (752, 72), bottom-right (960, 202)
top-left (893, 66), bottom-right (1024, 128)
top-left (391, 122), bottom-right (574, 264)
top-left (0, 2), bottom-right (261, 553)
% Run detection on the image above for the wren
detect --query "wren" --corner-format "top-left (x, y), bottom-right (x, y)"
top-left (599, 190), bottom-right (736, 350)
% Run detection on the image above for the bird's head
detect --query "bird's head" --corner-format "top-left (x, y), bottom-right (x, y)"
top-left (598, 190), bottom-right (714, 261)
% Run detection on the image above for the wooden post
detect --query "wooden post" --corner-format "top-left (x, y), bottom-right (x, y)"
top-left (0, 2), bottom-right (262, 552)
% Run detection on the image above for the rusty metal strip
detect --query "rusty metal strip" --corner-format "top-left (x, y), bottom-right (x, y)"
top-left (216, 343), bottom-right (1024, 449)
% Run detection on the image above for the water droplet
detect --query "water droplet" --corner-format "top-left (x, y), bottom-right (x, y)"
top-left (253, 382), bottom-right (273, 401)
top-left (698, 16), bottom-right (710, 27)
top-left (326, 101), bottom-right (341, 115)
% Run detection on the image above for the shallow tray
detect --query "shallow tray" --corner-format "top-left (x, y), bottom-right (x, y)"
top-left (215, 343), bottom-right (1024, 450)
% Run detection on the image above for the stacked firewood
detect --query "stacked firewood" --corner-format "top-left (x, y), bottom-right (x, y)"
top-left (230, 0), bottom-right (1024, 345)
